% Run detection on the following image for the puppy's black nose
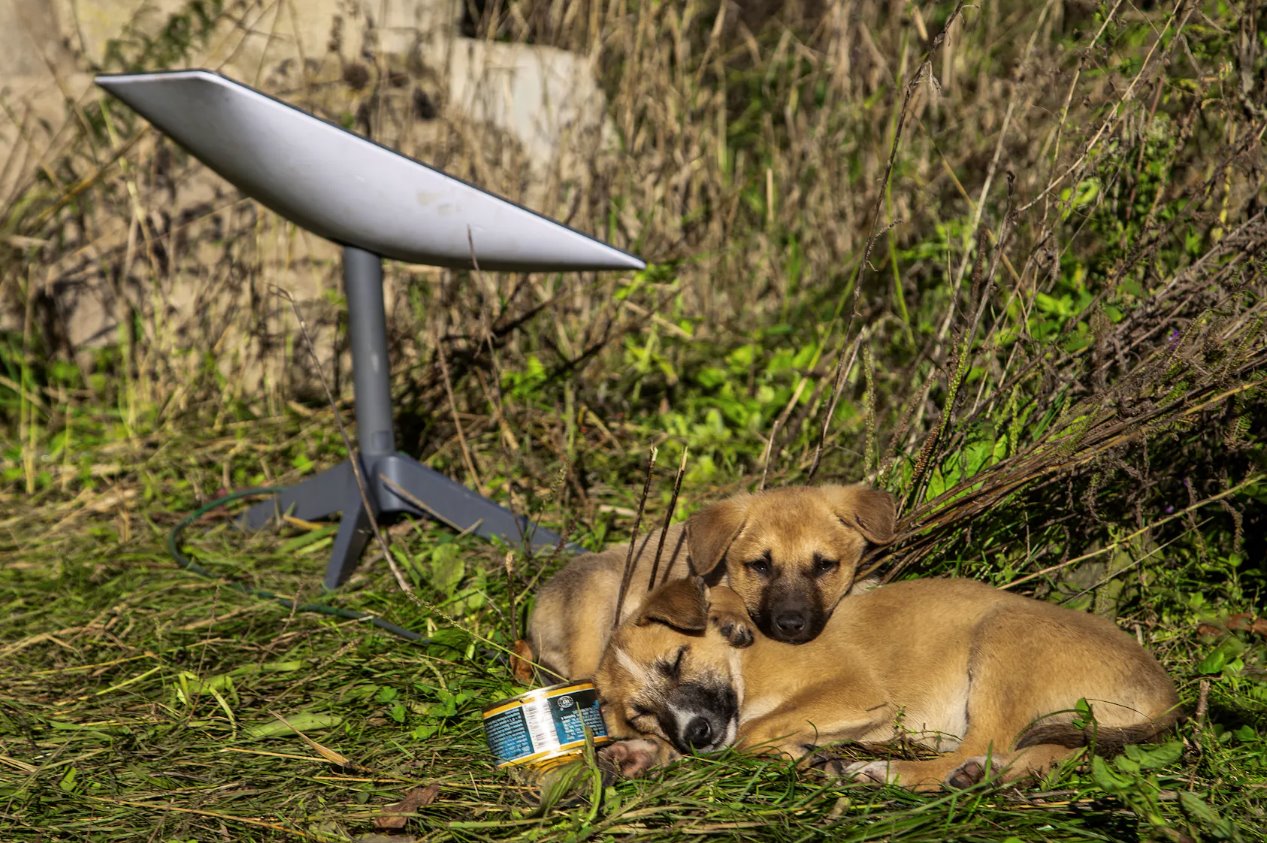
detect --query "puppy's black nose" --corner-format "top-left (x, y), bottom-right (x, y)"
top-left (774, 611), bottom-right (806, 636)
top-left (683, 716), bottom-right (713, 748)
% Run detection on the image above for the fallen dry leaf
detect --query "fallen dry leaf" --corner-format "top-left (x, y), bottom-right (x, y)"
top-left (511, 639), bottom-right (535, 685)
top-left (1226, 612), bottom-right (1253, 631)
top-left (375, 783), bottom-right (440, 831)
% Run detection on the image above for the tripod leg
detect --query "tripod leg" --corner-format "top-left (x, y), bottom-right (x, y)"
top-left (376, 453), bottom-right (574, 552)
top-left (240, 456), bottom-right (383, 588)
top-left (324, 490), bottom-right (377, 589)
top-left (242, 461), bottom-right (357, 530)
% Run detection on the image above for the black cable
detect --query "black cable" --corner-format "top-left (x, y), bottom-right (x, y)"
top-left (166, 487), bottom-right (428, 642)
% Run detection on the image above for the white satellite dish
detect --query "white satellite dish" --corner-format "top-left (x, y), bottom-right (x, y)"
top-left (98, 69), bottom-right (645, 587)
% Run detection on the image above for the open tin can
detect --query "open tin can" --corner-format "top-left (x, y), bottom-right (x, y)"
top-left (483, 680), bottom-right (611, 771)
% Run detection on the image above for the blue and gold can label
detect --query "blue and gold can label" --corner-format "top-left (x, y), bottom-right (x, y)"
top-left (483, 681), bottom-right (611, 769)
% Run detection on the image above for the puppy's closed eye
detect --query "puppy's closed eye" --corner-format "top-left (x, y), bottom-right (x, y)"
top-left (656, 645), bottom-right (688, 679)
top-left (627, 702), bottom-right (655, 724)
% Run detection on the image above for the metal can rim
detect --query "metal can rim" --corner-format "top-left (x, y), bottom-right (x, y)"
top-left (494, 735), bottom-right (612, 770)
top-left (482, 680), bottom-right (598, 719)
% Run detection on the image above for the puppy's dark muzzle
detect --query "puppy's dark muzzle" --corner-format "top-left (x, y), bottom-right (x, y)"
top-left (683, 715), bottom-right (714, 748)
top-left (673, 710), bottom-right (731, 753)
top-left (760, 587), bottom-right (826, 643)
top-left (760, 607), bottom-right (825, 644)
top-left (666, 681), bottom-right (738, 754)
top-left (774, 610), bottom-right (807, 638)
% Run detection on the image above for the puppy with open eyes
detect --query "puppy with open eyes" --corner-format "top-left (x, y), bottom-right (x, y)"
top-left (593, 577), bottom-right (1180, 789)
top-left (523, 484), bottom-right (896, 682)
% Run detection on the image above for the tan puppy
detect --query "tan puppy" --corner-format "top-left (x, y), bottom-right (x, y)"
top-left (593, 577), bottom-right (1180, 790)
top-left (526, 484), bottom-right (896, 681)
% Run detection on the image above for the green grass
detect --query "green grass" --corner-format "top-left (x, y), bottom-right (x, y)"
top-left (1, 486), bottom-right (1261, 841)
top-left (4, 0), bottom-right (1267, 839)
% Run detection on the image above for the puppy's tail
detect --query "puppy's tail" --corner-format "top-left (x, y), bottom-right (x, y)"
top-left (1015, 709), bottom-right (1183, 753)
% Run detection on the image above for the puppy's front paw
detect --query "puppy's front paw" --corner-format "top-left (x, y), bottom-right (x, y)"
top-left (599, 739), bottom-right (662, 779)
top-left (709, 610), bottom-right (754, 647)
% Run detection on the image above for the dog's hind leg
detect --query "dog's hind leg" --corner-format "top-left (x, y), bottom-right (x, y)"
top-left (840, 751), bottom-right (992, 791)
top-left (843, 741), bottom-right (1081, 791)
top-left (944, 743), bottom-right (1082, 788)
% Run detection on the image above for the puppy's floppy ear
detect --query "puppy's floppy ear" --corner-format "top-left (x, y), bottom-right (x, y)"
top-left (827, 484), bottom-right (897, 546)
top-left (636, 577), bottom-right (709, 633)
top-left (685, 496), bottom-right (749, 580)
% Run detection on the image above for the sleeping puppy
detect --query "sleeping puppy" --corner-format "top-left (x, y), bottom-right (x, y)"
top-left (524, 484), bottom-right (896, 681)
top-left (593, 577), bottom-right (1180, 790)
